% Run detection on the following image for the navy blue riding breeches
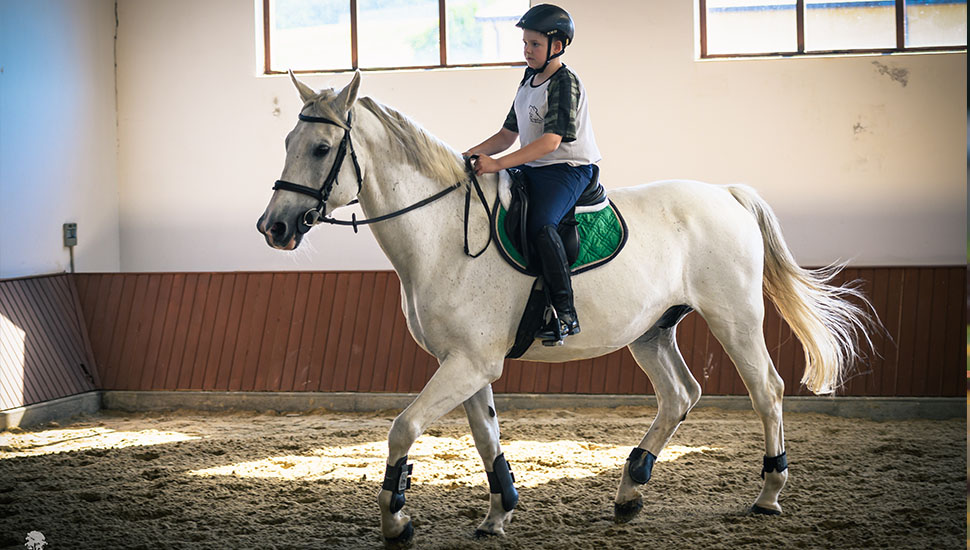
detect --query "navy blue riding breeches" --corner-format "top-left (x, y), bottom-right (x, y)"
top-left (517, 163), bottom-right (594, 239)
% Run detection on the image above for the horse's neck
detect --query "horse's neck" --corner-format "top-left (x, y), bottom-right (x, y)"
top-left (355, 143), bottom-right (484, 288)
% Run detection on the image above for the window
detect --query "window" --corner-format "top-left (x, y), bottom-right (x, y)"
top-left (262, 0), bottom-right (530, 73)
top-left (699, 0), bottom-right (967, 58)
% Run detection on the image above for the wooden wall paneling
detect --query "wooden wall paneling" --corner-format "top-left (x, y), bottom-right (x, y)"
top-left (164, 273), bottom-right (200, 391)
top-left (577, 357), bottom-right (594, 396)
top-left (0, 286), bottom-right (35, 407)
top-left (923, 268), bottom-right (948, 396)
top-left (203, 273), bottom-right (237, 390)
top-left (24, 278), bottom-right (86, 393)
top-left (562, 358), bottom-right (580, 394)
top-left (907, 268), bottom-right (934, 396)
top-left (547, 359), bottom-right (564, 394)
top-left (233, 273), bottom-right (270, 391)
top-left (358, 272), bottom-right (388, 392)
top-left (111, 274), bottom-right (148, 390)
top-left (57, 275), bottom-right (99, 388)
top-left (347, 271), bottom-right (376, 391)
top-left (320, 273), bottom-right (350, 391)
top-left (371, 273), bottom-right (399, 391)
top-left (4, 280), bottom-right (52, 404)
top-left (215, 273), bottom-right (248, 390)
top-left (386, 275), bottom-right (411, 393)
top-left (34, 278), bottom-right (87, 390)
top-left (190, 273), bottom-right (224, 390)
top-left (618, 348), bottom-right (636, 394)
top-left (941, 268), bottom-right (965, 396)
top-left (900, 267), bottom-right (926, 395)
top-left (178, 273), bottom-right (212, 390)
top-left (140, 274), bottom-right (172, 391)
top-left (64, 275), bottom-right (99, 388)
top-left (865, 267), bottom-right (890, 395)
top-left (106, 275), bottom-right (139, 389)
top-left (151, 274), bottom-right (184, 390)
top-left (879, 268), bottom-right (904, 395)
top-left (255, 273), bottom-right (297, 391)
top-left (123, 274), bottom-right (160, 391)
top-left (604, 348), bottom-right (624, 394)
top-left (291, 273), bottom-right (325, 391)
top-left (519, 357), bottom-right (538, 394)
top-left (20, 278), bottom-right (79, 399)
top-left (334, 272), bottom-right (361, 391)
top-left (93, 275), bottom-right (125, 385)
top-left (4, 280), bottom-right (70, 401)
top-left (0, 313), bottom-right (25, 408)
top-left (277, 273), bottom-right (310, 391)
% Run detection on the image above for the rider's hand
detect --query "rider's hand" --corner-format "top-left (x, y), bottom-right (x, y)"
top-left (472, 154), bottom-right (501, 176)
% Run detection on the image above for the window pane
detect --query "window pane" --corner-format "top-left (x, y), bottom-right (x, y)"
top-left (358, 0), bottom-right (439, 68)
top-left (446, 0), bottom-right (528, 65)
top-left (269, 0), bottom-right (352, 72)
top-left (706, 0), bottom-right (798, 55)
top-left (804, 0), bottom-right (896, 51)
top-left (906, 0), bottom-right (967, 48)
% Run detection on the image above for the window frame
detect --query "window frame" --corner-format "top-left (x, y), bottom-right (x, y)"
top-left (698, 0), bottom-right (967, 59)
top-left (262, 0), bottom-right (528, 74)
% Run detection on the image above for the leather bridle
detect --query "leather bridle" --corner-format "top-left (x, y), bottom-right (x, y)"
top-left (271, 109), bottom-right (492, 257)
top-left (272, 110), bottom-right (363, 234)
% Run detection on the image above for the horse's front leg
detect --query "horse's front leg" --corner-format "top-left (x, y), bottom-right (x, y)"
top-left (463, 384), bottom-right (516, 537)
top-left (379, 352), bottom-right (503, 547)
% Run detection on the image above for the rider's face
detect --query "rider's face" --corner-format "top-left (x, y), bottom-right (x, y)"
top-left (522, 29), bottom-right (561, 70)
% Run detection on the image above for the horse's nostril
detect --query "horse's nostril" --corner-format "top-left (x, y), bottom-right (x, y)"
top-left (270, 222), bottom-right (287, 238)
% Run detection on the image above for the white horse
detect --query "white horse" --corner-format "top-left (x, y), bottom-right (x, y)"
top-left (257, 72), bottom-right (874, 546)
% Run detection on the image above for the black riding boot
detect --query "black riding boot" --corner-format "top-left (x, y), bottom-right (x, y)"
top-left (533, 224), bottom-right (580, 345)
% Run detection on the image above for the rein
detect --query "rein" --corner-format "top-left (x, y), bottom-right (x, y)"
top-left (272, 111), bottom-right (492, 257)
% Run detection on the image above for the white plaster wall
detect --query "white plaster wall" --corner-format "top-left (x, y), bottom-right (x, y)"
top-left (115, 0), bottom-right (966, 271)
top-left (0, 0), bottom-right (121, 278)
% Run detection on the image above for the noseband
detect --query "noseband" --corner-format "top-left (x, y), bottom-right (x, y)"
top-left (273, 111), bottom-right (363, 234)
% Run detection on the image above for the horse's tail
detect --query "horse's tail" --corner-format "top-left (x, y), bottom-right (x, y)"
top-left (726, 184), bottom-right (878, 395)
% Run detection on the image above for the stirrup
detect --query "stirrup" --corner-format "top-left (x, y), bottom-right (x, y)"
top-left (538, 307), bottom-right (580, 346)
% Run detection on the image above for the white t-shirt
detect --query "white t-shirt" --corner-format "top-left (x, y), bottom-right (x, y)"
top-left (503, 65), bottom-right (601, 168)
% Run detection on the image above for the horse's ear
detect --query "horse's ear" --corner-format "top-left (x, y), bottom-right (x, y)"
top-left (289, 70), bottom-right (317, 104)
top-left (335, 71), bottom-right (361, 113)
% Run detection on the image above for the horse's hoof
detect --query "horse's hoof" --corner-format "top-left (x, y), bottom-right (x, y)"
top-left (474, 529), bottom-right (498, 539)
top-left (749, 504), bottom-right (782, 516)
top-left (383, 521), bottom-right (414, 549)
top-left (613, 497), bottom-right (643, 523)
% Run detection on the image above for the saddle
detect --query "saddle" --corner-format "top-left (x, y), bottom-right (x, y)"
top-left (498, 166), bottom-right (628, 359)
top-left (502, 165), bottom-right (607, 272)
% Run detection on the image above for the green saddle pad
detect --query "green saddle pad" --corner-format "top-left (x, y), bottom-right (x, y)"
top-left (493, 199), bottom-right (628, 275)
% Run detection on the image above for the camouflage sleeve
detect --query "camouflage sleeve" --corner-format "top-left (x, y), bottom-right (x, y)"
top-left (543, 69), bottom-right (580, 142)
top-left (502, 103), bottom-right (518, 133)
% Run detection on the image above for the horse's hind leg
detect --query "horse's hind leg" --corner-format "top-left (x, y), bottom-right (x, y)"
top-left (702, 300), bottom-right (787, 514)
top-left (614, 321), bottom-right (701, 523)
top-left (462, 384), bottom-right (516, 537)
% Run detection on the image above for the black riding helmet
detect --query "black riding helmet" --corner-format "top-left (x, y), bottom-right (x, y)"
top-left (516, 4), bottom-right (575, 72)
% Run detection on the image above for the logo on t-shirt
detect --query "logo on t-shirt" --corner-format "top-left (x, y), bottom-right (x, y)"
top-left (528, 105), bottom-right (542, 124)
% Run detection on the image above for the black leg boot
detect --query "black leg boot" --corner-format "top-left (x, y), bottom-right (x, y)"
top-left (533, 224), bottom-right (580, 345)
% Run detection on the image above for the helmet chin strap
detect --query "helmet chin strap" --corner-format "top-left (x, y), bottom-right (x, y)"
top-left (538, 36), bottom-right (565, 73)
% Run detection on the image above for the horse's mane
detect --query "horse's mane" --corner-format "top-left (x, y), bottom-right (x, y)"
top-left (303, 90), bottom-right (468, 187)
top-left (357, 96), bottom-right (469, 186)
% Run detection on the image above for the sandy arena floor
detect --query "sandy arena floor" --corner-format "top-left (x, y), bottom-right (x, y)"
top-left (0, 405), bottom-right (965, 549)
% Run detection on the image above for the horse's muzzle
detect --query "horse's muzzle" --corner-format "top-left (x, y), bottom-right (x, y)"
top-left (257, 214), bottom-right (301, 250)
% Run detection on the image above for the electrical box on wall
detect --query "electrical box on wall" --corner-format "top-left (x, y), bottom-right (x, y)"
top-left (63, 223), bottom-right (77, 247)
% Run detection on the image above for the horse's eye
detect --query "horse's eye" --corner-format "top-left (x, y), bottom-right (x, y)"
top-left (313, 144), bottom-right (331, 158)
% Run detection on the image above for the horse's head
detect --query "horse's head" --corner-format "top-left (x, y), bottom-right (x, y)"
top-left (257, 71), bottom-right (363, 250)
